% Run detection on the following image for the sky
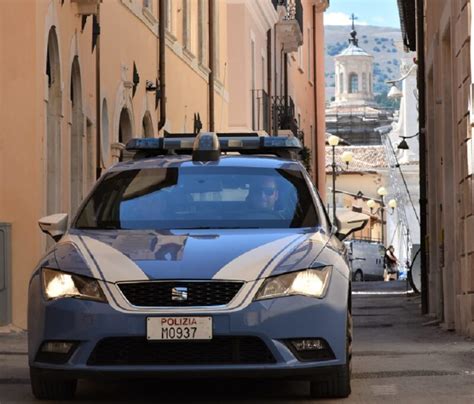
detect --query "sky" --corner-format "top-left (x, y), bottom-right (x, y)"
top-left (324, 0), bottom-right (401, 29)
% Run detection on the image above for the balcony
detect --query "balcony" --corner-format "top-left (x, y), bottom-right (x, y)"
top-left (251, 93), bottom-right (301, 138)
top-left (272, 95), bottom-right (299, 138)
top-left (273, 0), bottom-right (303, 53)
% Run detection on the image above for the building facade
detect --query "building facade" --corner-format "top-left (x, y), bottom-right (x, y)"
top-left (0, 0), bottom-right (329, 330)
top-left (226, 0), bottom-right (328, 193)
top-left (0, 0), bottom-right (228, 329)
top-left (398, 0), bottom-right (474, 337)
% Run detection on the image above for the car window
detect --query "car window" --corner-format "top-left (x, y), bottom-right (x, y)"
top-left (75, 166), bottom-right (320, 230)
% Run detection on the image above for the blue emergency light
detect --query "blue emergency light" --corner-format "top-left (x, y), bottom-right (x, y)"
top-left (125, 132), bottom-right (303, 161)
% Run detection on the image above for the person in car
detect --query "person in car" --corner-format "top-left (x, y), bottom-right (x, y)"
top-left (247, 176), bottom-right (280, 211)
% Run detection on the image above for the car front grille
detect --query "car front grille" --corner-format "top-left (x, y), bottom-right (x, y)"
top-left (87, 336), bottom-right (276, 366)
top-left (118, 281), bottom-right (243, 307)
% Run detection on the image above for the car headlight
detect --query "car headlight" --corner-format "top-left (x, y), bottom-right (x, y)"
top-left (255, 267), bottom-right (332, 300)
top-left (42, 268), bottom-right (106, 302)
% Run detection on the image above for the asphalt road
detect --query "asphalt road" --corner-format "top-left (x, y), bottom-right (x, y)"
top-left (1, 280), bottom-right (473, 403)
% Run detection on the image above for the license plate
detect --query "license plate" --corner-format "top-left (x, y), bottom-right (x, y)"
top-left (147, 317), bottom-right (213, 341)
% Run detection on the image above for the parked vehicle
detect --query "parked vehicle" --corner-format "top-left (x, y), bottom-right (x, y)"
top-left (345, 240), bottom-right (385, 281)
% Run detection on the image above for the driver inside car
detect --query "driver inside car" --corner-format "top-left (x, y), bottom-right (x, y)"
top-left (247, 176), bottom-right (280, 211)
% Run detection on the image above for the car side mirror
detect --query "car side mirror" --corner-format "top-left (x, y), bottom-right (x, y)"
top-left (336, 217), bottom-right (368, 241)
top-left (38, 214), bottom-right (69, 242)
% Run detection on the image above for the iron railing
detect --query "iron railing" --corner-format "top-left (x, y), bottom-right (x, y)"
top-left (272, 95), bottom-right (298, 137)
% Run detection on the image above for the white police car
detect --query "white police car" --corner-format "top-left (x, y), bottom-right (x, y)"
top-left (28, 132), bottom-right (365, 400)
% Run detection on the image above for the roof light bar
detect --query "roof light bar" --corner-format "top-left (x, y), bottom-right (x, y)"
top-left (125, 132), bottom-right (303, 160)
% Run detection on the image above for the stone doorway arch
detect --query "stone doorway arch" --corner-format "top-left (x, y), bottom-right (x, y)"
top-left (119, 108), bottom-right (133, 161)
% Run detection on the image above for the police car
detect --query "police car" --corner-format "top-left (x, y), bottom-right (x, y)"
top-left (28, 132), bottom-right (365, 400)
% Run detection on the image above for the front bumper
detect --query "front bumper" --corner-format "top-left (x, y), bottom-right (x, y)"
top-left (28, 272), bottom-right (348, 379)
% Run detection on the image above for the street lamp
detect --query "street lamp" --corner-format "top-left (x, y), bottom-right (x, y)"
top-left (388, 198), bottom-right (398, 213)
top-left (328, 135), bottom-right (353, 225)
top-left (329, 135), bottom-right (340, 225)
top-left (377, 187), bottom-right (388, 245)
top-left (397, 132), bottom-right (419, 150)
top-left (387, 83), bottom-right (403, 100)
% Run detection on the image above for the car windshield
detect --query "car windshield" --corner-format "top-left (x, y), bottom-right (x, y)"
top-left (74, 166), bottom-right (319, 230)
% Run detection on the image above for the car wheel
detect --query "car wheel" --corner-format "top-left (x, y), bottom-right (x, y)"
top-left (310, 310), bottom-right (352, 398)
top-left (30, 368), bottom-right (77, 400)
top-left (354, 270), bottom-right (363, 282)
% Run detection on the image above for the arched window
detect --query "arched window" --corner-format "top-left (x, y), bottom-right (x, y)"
top-left (349, 73), bottom-right (358, 94)
top-left (119, 108), bottom-right (133, 162)
top-left (70, 56), bottom-right (84, 214)
top-left (46, 27), bottom-right (62, 216)
top-left (369, 73), bottom-right (372, 92)
top-left (339, 73), bottom-right (344, 93)
top-left (101, 99), bottom-right (110, 166)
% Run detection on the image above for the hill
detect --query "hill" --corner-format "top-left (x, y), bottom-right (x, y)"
top-left (325, 25), bottom-right (404, 103)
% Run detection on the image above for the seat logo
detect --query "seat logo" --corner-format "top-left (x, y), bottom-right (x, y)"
top-left (171, 287), bottom-right (188, 301)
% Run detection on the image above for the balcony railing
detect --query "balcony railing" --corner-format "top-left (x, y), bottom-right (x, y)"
top-left (272, 95), bottom-right (298, 137)
top-left (252, 90), bottom-right (271, 134)
top-left (251, 92), bottom-right (303, 138)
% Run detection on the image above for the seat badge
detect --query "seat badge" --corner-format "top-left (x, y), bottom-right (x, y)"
top-left (171, 287), bottom-right (188, 301)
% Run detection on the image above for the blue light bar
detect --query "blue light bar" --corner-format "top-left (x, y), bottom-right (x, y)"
top-left (125, 133), bottom-right (303, 159)
top-left (262, 136), bottom-right (302, 149)
top-left (125, 138), bottom-right (163, 151)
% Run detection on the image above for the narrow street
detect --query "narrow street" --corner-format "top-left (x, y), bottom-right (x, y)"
top-left (1, 281), bottom-right (473, 403)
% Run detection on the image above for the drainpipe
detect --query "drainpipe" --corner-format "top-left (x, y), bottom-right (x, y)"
top-left (312, 5), bottom-right (320, 188)
top-left (417, 0), bottom-right (428, 314)
top-left (267, 29), bottom-right (272, 135)
top-left (158, 0), bottom-right (166, 131)
top-left (208, 0), bottom-right (215, 132)
top-left (95, 4), bottom-right (101, 180)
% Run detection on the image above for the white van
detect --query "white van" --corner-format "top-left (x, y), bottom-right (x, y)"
top-left (345, 240), bottom-right (385, 281)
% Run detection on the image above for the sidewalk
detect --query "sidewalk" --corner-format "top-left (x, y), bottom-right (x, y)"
top-left (350, 280), bottom-right (474, 403)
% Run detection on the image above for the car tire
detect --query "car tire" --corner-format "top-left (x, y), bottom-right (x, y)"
top-left (354, 270), bottom-right (363, 282)
top-left (310, 310), bottom-right (352, 399)
top-left (30, 368), bottom-right (77, 400)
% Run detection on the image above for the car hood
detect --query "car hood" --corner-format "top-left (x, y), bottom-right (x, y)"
top-left (57, 228), bottom-right (331, 282)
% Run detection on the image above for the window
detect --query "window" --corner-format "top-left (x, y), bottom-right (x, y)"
top-left (198, 0), bottom-right (207, 65)
top-left (339, 72), bottom-right (343, 93)
top-left (212, 0), bottom-right (220, 78)
top-left (349, 73), bottom-right (358, 93)
top-left (307, 27), bottom-right (312, 81)
top-left (251, 40), bottom-right (256, 90)
top-left (362, 72), bottom-right (367, 91)
top-left (297, 45), bottom-right (303, 71)
top-left (166, 0), bottom-right (173, 32)
top-left (183, 0), bottom-right (191, 50)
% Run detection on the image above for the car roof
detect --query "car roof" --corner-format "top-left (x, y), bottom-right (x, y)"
top-left (106, 154), bottom-right (304, 173)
